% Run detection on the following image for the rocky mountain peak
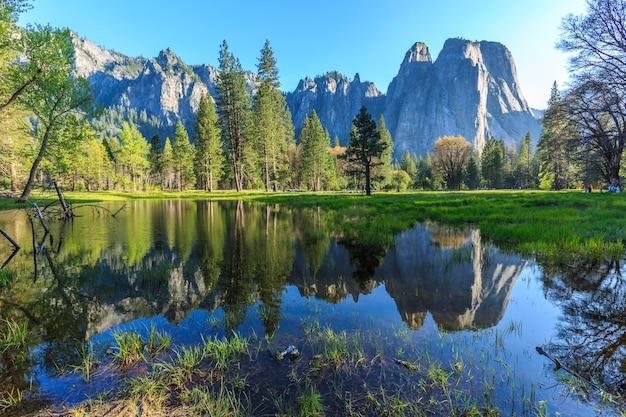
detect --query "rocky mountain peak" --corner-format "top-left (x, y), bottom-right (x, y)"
top-left (156, 48), bottom-right (181, 70)
top-left (401, 42), bottom-right (432, 66)
top-left (70, 33), bottom-right (540, 158)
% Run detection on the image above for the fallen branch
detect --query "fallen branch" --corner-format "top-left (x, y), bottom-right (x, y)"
top-left (0, 229), bottom-right (20, 250)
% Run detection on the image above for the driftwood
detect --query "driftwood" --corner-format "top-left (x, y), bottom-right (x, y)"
top-left (0, 229), bottom-right (20, 250)
top-left (31, 202), bottom-right (50, 233)
top-left (51, 179), bottom-right (73, 219)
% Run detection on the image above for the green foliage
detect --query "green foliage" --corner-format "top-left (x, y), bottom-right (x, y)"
top-left (373, 115), bottom-right (393, 188)
top-left (391, 169), bottom-right (411, 191)
top-left (117, 122), bottom-right (150, 190)
top-left (14, 25), bottom-right (96, 202)
top-left (481, 136), bottom-right (504, 188)
top-left (343, 106), bottom-right (386, 195)
top-left (194, 93), bottom-right (224, 191)
top-left (172, 121), bottom-right (196, 190)
top-left (215, 40), bottom-right (252, 192)
top-left (536, 83), bottom-right (578, 190)
top-left (251, 40), bottom-right (294, 191)
top-left (298, 111), bottom-right (337, 191)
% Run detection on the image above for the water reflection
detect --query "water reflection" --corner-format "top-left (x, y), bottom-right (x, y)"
top-left (0, 201), bottom-right (528, 340)
top-left (1, 199), bottom-right (608, 408)
top-left (541, 258), bottom-right (626, 395)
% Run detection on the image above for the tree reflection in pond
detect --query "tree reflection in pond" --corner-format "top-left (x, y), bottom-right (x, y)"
top-left (541, 258), bottom-right (626, 396)
top-left (0, 200), bottom-right (622, 415)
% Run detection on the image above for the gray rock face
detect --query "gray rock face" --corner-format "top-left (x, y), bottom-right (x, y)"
top-left (72, 33), bottom-right (540, 156)
top-left (285, 72), bottom-right (386, 143)
top-left (385, 38), bottom-right (539, 157)
top-left (73, 35), bottom-right (210, 130)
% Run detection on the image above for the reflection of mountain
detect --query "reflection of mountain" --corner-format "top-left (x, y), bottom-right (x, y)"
top-left (382, 225), bottom-right (527, 330)
top-left (0, 202), bottom-right (527, 350)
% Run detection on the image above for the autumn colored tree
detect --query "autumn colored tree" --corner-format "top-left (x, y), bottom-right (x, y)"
top-left (431, 135), bottom-right (473, 190)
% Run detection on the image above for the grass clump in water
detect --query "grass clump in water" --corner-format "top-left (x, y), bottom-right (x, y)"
top-left (111, 329), bottom-right (144, 367)
top-left (0, 318), bottom-right (29, 353)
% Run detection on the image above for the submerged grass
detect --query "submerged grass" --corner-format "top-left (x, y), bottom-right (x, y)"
top-left (0, 318), bottom-right (29, 353)
top-left (111, 329), bottom-right (144, 367)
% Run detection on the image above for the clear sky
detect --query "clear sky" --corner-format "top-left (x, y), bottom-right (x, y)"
top-left (19, 0), bottom-right (587, 109)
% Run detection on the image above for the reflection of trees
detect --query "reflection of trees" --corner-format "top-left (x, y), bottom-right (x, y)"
top-left (338, 236), bottom-right (387, 290)
top-left (541, 258), bottom-right (626, 395)
top-left (254, 205), bottom-right (295, 335)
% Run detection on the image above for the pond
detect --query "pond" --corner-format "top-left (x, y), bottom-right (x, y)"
top-left (0, 200), bottom-right (624, 416)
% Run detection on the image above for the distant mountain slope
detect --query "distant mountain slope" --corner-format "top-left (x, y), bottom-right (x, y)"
top-left (71, 33), bottom-right (541, 156)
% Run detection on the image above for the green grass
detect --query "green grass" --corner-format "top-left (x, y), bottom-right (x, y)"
top-left (19, 189), bottom-right (618, 262)
top-left (202, 332), bottom-right (249, 370)
top-left (5, 188), bottom-right (626, 259)
top-left (144, 324), bottom-right (171, 356)
top-left (0, 318), bottom-right (30, 353)
top-left (111, 329), bottom-right (144, 367)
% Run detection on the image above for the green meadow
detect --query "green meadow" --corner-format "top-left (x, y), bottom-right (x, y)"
top-left (4, 189), bottom-right (620, 263)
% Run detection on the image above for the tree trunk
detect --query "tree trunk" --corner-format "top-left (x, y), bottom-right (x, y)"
top-left (365, 163), bottom-right (371, 196)
top-left (18, 125), bottom-right (52, 203)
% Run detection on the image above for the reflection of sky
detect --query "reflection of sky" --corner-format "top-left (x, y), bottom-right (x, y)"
top-left (33, 265), bottom-right (605, 415)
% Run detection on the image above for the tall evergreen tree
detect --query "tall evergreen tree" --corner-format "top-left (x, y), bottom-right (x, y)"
top-left (251, 40), bottom-right (294, 191)
top-left (515, 132), bottom-right (536, 189)
top-left (536, 82), bottom-right (577, 190)
top-left (298, 111), bottom-right (335, 191)
top-left (374, 114), bottom-right (393, 188)
top-left (481, 136), bottom-right (504, 188)
top-left (162, 137), bottom-right (174, 190)
top-left (215, 40), bottom-right (251, 191)
top-left (343, 106), bottom-right (386, 196)
top-left (194, 93), bottom-right (224, 191)
top-left (465, 153), bottom-right (480, 189)
top-left (117, 122), bottom-right (150, 191)
top-left (148, 134), bottom-right (163, 187)
top-left (172, 121), bottom-right (196, 190)
top-left (400, 150), bottom-right (417, 180)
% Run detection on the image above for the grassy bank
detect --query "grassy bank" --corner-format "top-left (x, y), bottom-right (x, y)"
top-left (2, 189), bottom-right (624, 262)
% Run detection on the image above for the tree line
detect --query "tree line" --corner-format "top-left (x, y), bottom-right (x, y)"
top-left (1, 0), bottom-right (624, 198)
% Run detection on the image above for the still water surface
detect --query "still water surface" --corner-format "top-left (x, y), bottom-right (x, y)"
top-left (0, 200), bottom-right (623, 415)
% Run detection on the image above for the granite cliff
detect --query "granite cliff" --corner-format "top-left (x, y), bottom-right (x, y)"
top-left (71, 34), bottom-right (540, 156)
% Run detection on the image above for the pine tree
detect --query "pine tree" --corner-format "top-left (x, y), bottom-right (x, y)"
top-left (172, 121), bottom-right (196, 190)
top-left (251, 40), bottom-right (294, 191)
top-left (148, 134), bottom-right (163, 187)
top-left (516, 132), bottom-right (536, 189)
top-left (343, 106), bottom-right (386, 196)
top-left (194, 93), bottom-right (224, 191)
top-left (373, 114), bottom-right (393, 188)
top-left (536, 82), bottom-right (577, 190)
top-left (117, 122), bottom-right (150, 191)
top-left (162, 137), bottom-right (174, 189)
top-left (298, 111), bottom-right (334, 191)
top-left (215, 40), bottom-right (251, 191)
top-left (465, 153), bottom-right (480, 189)
top-left (481, 136), bottom-right (503, 188)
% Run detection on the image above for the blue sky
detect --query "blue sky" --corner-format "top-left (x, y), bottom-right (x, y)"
top-left (20, 0), bottom-right (586, 109)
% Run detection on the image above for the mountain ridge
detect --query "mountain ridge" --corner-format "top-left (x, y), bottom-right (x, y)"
top-left (71, 33), bottom-right (541, 157)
